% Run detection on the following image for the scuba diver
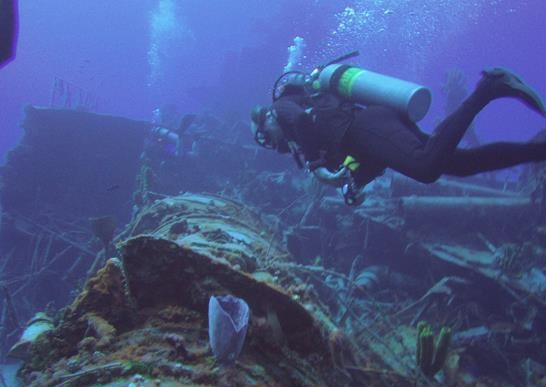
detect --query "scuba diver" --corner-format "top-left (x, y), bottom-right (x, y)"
top-left (147, 105), bottom-right (196, 159)
top-left (251, 52), bottom-right (546, 206)
top-left (0, 0), bottom-right (18, 68)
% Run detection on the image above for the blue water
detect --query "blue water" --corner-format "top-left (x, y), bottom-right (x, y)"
top-left (0, 0), bottom-right (545, 161)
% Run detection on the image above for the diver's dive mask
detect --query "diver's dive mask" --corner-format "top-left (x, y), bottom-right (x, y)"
top-left (251, 105), bottom-right (269, 147)
top-left (251, 106), bottom-right (287, 152)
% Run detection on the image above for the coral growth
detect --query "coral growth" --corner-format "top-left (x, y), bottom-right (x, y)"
top-left (416, 321), bottom-right (452, 377)
top-left (81, 312), bottom-right (117, 349)
top-left (65, 257), bottom-right (135, 327)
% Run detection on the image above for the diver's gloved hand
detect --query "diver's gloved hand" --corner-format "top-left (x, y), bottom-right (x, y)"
top-left (341, 182), bottom-right (365, 206)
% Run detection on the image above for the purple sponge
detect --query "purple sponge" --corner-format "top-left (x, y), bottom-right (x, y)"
top-left (208, 295), bottom-right (249, 365)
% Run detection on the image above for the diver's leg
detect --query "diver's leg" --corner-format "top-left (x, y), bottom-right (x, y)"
top-left (420, 68), bottom-right (546, 177)
top-left (344, 108), bottom-right (444, 183)
top-left (444, 142), bottom-right (546, 177)
top-left (345, 79), bottom-right (545, 185)
top-left (420, 88), bottom-right (490, 174)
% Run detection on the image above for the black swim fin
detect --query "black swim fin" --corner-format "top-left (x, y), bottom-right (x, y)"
top-left (481, 67), bottom-right (546, 117)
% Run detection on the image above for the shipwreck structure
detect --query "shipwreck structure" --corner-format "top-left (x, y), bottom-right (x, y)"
top-left (0, 106), bottom-right (545, 386)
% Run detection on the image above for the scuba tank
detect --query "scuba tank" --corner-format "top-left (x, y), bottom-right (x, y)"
top-left (272, 51), bottom-right (431, 122)
top-left (316, 63), bottom-right (431, 122)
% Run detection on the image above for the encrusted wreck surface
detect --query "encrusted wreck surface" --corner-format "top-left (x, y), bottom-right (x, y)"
top-left (18, 193), bottom-right (406, 387)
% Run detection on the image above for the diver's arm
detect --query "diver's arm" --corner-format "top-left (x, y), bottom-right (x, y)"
top-left (0, 0), bottom-right (18, 68)
top-left (312, 165), bottom-right (366, 205)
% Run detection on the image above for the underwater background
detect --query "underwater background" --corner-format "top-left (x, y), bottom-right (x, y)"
top-left (1, 1), bottom-right (546, 386)
top-left (1, 0), bottom-right (545, 162)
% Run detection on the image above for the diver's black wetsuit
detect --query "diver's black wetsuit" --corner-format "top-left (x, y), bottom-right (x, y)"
top-left (272, 87), bottom-right (546, 187)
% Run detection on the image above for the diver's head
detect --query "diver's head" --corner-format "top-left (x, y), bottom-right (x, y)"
top-left (250, 105), bottom-right (287, 152)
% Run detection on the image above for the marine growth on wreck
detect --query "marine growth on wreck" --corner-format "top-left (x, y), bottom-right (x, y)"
top-left (1, 98), bottom-right (546, 386)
